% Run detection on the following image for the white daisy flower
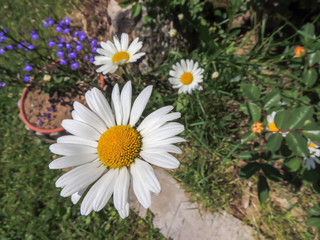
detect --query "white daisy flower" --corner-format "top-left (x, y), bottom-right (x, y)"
top-left (303, 140), bottom-right (320, 170)
top-left (49, 81), bottom-right (185, 218)
top-left (266, 111), bottom-right (287, 137)
top-left (94, 33), bottom-right (145, 74)
top-left (169, 59), bottom-right (204, 94)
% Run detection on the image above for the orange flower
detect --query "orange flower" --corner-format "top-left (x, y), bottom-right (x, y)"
top-left (252, 122), bottom-right (264, 133)
top-left (295, 46), bottom-right (305, 58)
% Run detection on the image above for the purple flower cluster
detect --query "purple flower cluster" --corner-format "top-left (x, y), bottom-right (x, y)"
top-left (43, 18), bottom-right (54, 27)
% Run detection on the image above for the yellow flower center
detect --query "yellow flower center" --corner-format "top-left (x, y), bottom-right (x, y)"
top-left (268, 122), bottom-right (279, 132)
top-left (180, 72), bottom-right (194, 85)
top-left (112, 51), bottom-right (130, 64)
top-left (309, 142), bottom-right (316, 148)
top-left (97, 125), bottom-right (141, 168)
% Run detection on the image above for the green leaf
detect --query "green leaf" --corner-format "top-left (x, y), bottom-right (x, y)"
top-left (287, 106), bottom-right (313, 130)
top-left (131, 3), bottom-right (141, 18)
top-left (241, 84), bottom-right (261, 101)
top-left (261, 164), bottom-right (282, 182)
top-left (247, 102), bottom-right (261, 122)
top-left (274, 110), bottom-right (289, 130)
top-left (286, 132), bottom-right (309, 157)
top-left (303, 69), bottom-right (317, 87)
top-left (266, 133), bottom-right (283, 152)
top-left (241, 132), bottom-right (255, 144)
top-left (303, 123), bottom-right (320, 142)
top-left (284, 158), bottom-right (301, 172)
top-left (238, 151), bottom-right (259, 160)
top-left (118, 0), bottom-right (133, 8)
top-left (307, 52), bottom-right (320, 67)
top-left (240, 103), bottom-right (249, 115)
top-left (258, 175), bottom-right (269, 203)
top-left (263, 91), bottom-right (281, 110)
top-left (240, 162), bottom-right (260, 179)
top-left (299, 23), bottom-right (315, 42)
top-left (307, 217), bottom-right (320, 227)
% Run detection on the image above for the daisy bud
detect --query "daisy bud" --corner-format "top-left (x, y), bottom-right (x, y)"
top-left (211, 72), bottom-right (219, 79)
top-left (178, 14), bottom-right (184, 21)
top-left (169, 29), bottom-right (177, 38)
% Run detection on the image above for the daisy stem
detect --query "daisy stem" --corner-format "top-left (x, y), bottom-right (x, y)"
top-left (195, 92), bottom-right (206, 117)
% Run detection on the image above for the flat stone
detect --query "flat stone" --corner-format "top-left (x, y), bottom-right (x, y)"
top-left (130, 168), bottom-right (257, 240)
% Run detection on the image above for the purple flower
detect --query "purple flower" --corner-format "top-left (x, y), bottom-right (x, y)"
top-left (57, 43), bottom-right (64, 48)
top-left (75, 44), bottom-right (82, 52)
top-left (0, 34), bottom-right (6, 43)
top-left (89, 56), bottom-right (95, 63)
top-left (0, 47), bottom-right (5, 54)
top-left (90, 39), bottom-right (97, 47)
top-left (44, 113), bottom-right (51, 119)
top-left (48, 39), bottom-right (56, 47)
top-left (57, 51), bottom-right (64, 58)
top-left (17, 44), bottom-right (22, 49)
top-left (48, 108), bottom-right (56, 112)
top-left (24, 43), bottom-right (34, 51)
top-left (0, 82), bottom-right (6, 89)
top-left (56, 26), bottom-right (62, 32)
top-left (73, 31), bottom-right (79, 38)
top-left (24, 75), bottom-right (30, 82)
top-left (6, 44), bottom-right (13, 50)
top-left (71, 61), bottom-right (79, 70)
top-left (43, 21), bottom-right (48, 27)
top-left (24, 63), bottom-right (33, 72)
top-left (48, 18), bottom-right (54, 25)
top-left (84, 55), bottom-right (88, 61)
top-left (59, 59), bottom-right (67, 65)
top-left (38, 118), bottom-right (44, 126)
top-left (92, 47), bottom-right (97, 53)
top-left (63, 28), bottom-right (70, 34)
top-left (31, 31), bottom-right (39, 41)
top-left (79, 32), bottom-right (86, 41)
top-left (67, 52), bottom-right (77, 58)
top-left (65, 43), bottom-right (72, 49)
top-left (63, 17), bottom-right (71, 25)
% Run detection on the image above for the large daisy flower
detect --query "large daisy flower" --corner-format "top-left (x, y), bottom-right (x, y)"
top-left (94, 33), bottom-right (145, 74)
top-left (303, 140), bottom-right (320, 170)
top-left (169, 59), bottom-right (204, 94)
top-left (49, 81), bottom-right (185, 218)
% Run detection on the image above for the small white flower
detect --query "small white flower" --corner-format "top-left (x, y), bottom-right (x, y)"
top-left (303, 140), bottom-right (320, 170)
top-left (169, 29), bottom-right (177, 38)
top-left (49, 81), bottom-right (185, 218)
top-left (266, 111), bottom-right (287, 137)
top-left (169, 59), bottom-right (204, 94)
top-left (94, 33), bottom-right (145, 74)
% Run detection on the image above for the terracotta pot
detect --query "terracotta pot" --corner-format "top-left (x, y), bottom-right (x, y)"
top-left (18, 75), bottom-right (105, 142)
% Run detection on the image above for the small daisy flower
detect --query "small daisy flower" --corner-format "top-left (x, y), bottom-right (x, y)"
top-left (266, 111), bottom-right (287, 137)
top-left (303, 140), bottom-right (320, 170)
top-left (169, 59), bottom-right (204, 94)
top-left (94, 33), bottom-right (145, 74)
top-left (49, 81), bottom-right (185, 218)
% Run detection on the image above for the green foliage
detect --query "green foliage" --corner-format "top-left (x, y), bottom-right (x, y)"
top-left (258, 175), bottom-right (269, 204)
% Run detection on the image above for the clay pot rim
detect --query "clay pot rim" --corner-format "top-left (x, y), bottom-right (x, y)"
top-left (19, 75), bottom-right (105, 134)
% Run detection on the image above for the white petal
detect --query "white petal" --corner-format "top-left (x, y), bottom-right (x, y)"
top-left (113, 167), bottom-right (130, 218)
top-left (120, 81), bottom-right (132, 125)
top-left (133, 159), bottom-right (161, 194)
top-left (62, 119), bottom-right (101, 141)
top-left (111, 84), bottom-right (123, 125)
top-left (57, 135), bottom-right (98, 148)
top-left (91, 169), bottom-right (118, 212)
top-left (113, 36), bottom-right (122, 52)
top-left (91, 88), bottom-right (116, 128)
top-left (56, 161), bottom-right (105, 197)
top-left (142, 144), bottom-right (182, 154)
top-left (72, 110), bottom-right (82, 121)
top-left (121, 33), bottom-right (129, 51)
top-left (137, 106), bottom-right (173, 132)
top-left (140, 152), bottom-right (180, 169)
top-left (49, 154), bottom-right (98, 169)
top-left (142, 137), bottom-right (186, 148)
top-left (74, 102), bottom-right (107, 134)
top-left (49, 143), bottom-right (97, 156)
top-left (142, 122), bottom-right (184, 142)
top-left (140, 112), bottom-right (181, 136)
top-left (127, 38), bottom-right (141, 54)
top-left (129, 86), bottom-right (153, 127)
top-left (71, 187), bottom-right (87, 204)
